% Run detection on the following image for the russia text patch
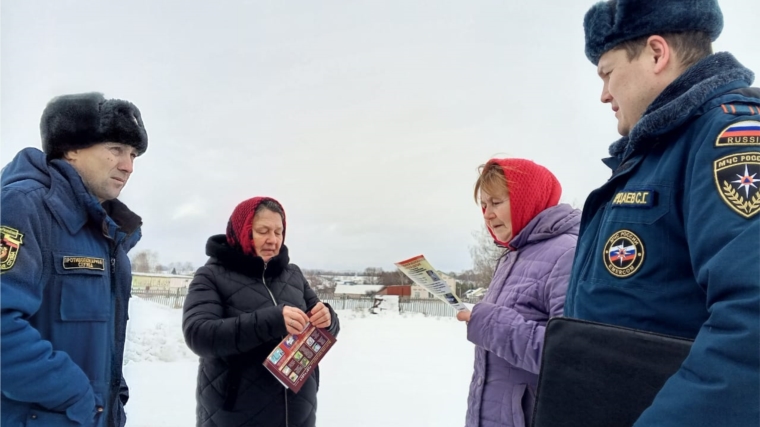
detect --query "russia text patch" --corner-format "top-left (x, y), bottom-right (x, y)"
top-left (715, 120), bottom-right (760, 147)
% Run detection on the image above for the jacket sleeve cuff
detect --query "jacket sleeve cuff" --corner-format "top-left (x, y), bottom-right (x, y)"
top-left (324, 302), bottom-right (340, 336)
top-left (268, 304), bottom-right (289, 338)
top-left (466, 302), bottom-right (493, 347)
top-left (64, 387), bottom-right (96, 425)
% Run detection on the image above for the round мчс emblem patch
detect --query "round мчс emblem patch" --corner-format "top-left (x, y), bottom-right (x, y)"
top-left (603, 229), bottom-right (645, 278)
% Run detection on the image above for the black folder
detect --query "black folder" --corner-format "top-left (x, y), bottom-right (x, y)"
top-left (531, 317), bottom-right (694, 427)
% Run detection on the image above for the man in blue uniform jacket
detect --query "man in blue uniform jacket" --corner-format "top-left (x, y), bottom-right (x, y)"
top-left (1, 93), bottom-right (148, 427)
top-left (564, 0), bottom-right (760, 425)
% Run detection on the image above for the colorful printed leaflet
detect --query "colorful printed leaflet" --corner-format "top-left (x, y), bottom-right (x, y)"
top-left (395, 254), bottom-right (467, 312)
top-left (263, 323), bottom-right (336, 393)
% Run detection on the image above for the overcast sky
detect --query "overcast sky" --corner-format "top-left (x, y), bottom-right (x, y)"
top-left (2, 1), bottom-right (759, 273)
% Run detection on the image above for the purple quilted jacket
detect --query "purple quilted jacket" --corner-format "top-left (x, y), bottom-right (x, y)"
top-left (464, 203), bottom-right (580, 427)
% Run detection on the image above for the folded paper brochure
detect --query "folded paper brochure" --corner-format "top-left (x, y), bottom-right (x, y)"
top-left (264, 321), bottom-right (336, 393)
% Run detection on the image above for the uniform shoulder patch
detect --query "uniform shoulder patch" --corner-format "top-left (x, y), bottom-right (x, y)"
top-left (0, 226), bottom-right (24, 273)
top-left (715, 120), bottom-right (760, 147)
top-left (714, 152), bottom-right (760, 218)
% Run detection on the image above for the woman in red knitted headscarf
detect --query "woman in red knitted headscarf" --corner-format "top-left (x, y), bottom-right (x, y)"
top-left (182, 196), bottom-right (340, 427)
top-left (458, 158), bottom-right (581, 427)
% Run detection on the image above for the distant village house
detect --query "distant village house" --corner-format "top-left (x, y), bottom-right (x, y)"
top-left (131, 272), bottom-right (193, 291)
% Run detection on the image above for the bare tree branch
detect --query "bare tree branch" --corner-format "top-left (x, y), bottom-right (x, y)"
top-left (469, 225), bottom-right (504, 288)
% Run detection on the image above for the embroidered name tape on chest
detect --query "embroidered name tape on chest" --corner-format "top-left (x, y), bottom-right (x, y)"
top-left (63, 256), bottom-right (105, 270)
top-left (611, 189), bottom-right (655, 208)
top-left (716, 120), bottom-right (760, 147)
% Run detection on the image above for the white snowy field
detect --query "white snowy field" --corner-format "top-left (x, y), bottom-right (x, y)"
top-left (122, 298), bottom-right (475, 427)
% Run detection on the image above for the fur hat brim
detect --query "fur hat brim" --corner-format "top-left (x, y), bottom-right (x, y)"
top-left (584, 0), bottom-right (724, 65)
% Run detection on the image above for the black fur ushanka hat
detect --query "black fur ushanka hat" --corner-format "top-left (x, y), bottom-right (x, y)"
top-left (584, 0), bottom-right (724, 65)
top-left (40, 92), bottom-right (148, 160)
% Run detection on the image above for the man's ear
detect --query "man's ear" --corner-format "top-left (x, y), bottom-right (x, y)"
top-left (63, 150), bottom-right (78, 161)
top-left (646, 35), bottom-right (672, 74)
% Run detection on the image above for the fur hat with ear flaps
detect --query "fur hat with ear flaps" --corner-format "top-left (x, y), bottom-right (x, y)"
top-left (40, 92), bottom-right (148, 160)
top-left (584, 0), bottom-right (724, 65)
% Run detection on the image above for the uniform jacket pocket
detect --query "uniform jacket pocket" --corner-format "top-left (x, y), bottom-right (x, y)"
top-left (54, 252), bottom-right (110, 322)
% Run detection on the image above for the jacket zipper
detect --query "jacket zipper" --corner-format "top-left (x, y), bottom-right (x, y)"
top-left (263, 263), bottom-right (277, 306)
top-left (262, 263), bottom-right (289, 427)
top-left (101, 222), bottom-right (121, 425)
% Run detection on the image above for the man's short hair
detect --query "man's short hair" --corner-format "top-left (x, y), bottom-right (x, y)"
top-left (616, 31), bottom-right (714, 69)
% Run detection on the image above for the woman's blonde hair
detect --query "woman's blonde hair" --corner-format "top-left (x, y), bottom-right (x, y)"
top-left (474, 161), bottom-right (510, 203)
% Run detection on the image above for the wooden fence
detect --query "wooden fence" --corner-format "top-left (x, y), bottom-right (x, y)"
top-left (132, 288), bottom-right (187, 309)
top-left (131, 288), bottom-right (458, 317)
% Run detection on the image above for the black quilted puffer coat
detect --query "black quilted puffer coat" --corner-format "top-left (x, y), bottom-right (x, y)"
top-left (182, 235), bottom-right (340, 427)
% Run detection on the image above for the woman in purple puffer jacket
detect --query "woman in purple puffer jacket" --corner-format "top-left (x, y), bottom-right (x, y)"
top-left (457, 158), bottom-right (580, 427)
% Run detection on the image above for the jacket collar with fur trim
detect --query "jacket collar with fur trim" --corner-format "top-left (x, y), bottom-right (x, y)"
top-left (205, 234), bottom-right (290, 279)
top-left (607, 52), bottom-right (755, 164)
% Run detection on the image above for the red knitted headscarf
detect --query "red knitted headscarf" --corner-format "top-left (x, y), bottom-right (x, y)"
top-left (226, 197), bottom-right (286, 256)
top-left (481, 158), bottom-right (562, 247)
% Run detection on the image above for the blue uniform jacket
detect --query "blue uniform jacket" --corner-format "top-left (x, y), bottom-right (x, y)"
top-left (1, 148), bottom-right (141, 427)
top-left (565, 53), bottom-right (760, 426)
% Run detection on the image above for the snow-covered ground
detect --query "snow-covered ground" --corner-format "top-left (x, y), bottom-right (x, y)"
top-left (123, 298), bottom-right (474, 427)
